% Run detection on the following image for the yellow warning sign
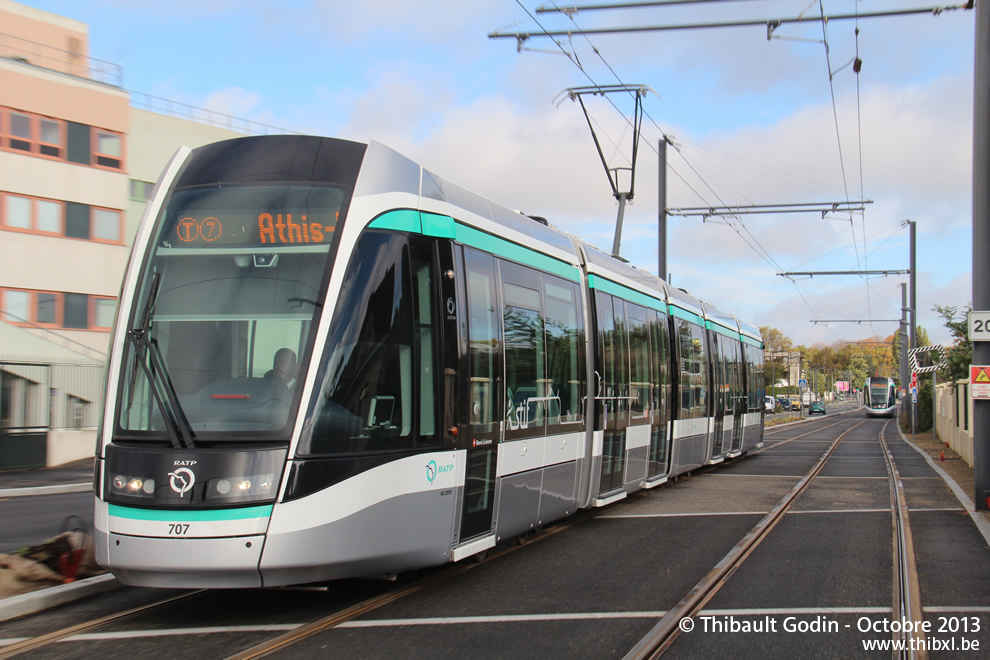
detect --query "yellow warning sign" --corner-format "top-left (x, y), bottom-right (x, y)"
top-left (971, 366), bottom-right (990, 399)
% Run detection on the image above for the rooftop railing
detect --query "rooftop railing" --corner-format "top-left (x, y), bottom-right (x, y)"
top-left (0, 31), bottom-right (122, 87)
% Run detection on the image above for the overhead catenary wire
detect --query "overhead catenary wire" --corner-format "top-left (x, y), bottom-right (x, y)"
top-left (541, 1), bottom-right (791, 274)
top-left (504, 0), bottom-right (934, 333)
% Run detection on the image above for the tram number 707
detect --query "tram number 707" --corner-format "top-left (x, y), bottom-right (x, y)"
top-left (167, 523), bottom-right (190, 536)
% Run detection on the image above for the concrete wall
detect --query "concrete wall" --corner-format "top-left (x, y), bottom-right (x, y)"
top-left (46, 429), bottom-right (94, 467)
top-left (935, 380), bottom-right (973, 466)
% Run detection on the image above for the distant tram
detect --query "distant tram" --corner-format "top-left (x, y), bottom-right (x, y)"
top-left (92, 135), bottom-right (766, 589)
top-left (864, 376), bottom-right (897, 418)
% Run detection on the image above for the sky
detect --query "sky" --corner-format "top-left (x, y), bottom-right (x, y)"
top-left (22, 0), bottom-right (978, 347)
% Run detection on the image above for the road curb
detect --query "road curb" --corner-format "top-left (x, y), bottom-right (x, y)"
top-left (0, 573), bottom-right (120, 623)
top-left (0, 483), bottom-right (92, 498)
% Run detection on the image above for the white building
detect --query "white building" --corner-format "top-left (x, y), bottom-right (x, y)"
top-left (0, 0), bottom-right (285, 467)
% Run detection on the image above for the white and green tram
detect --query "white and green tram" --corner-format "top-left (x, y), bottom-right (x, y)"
top-left (93, 135), bottom-right (766, 588)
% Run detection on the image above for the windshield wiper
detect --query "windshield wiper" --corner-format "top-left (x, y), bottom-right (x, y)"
top-left (127, 271), bottom-right (195, 449)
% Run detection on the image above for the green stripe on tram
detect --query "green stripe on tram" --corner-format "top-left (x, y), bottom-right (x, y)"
top-left (706, 320), bottom-right (740, 340)
top-left (740, 335), bottom-right (764, 349)
top-left (587, 274), bottom-right (667, 313)
top-left (108, 504), bottom-right (273, 522)
top-left (669, 305), bottom-right (706, 327)
top-left (370, 210), bottom-right (581, 283)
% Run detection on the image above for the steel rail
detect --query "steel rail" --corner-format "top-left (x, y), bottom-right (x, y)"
top-left (224, 490), bottom-right (648, 659)
top-left (878, 419), bottom-right (929, 659)
top-left (0, 590), bottom-right (204, 659)
top-left (624, 416), bottom-right (869, 659)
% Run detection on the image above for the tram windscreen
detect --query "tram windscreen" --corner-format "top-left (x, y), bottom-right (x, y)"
top-left (117, 183), bottom-right (346, 437)
top-left (869, 380), bottom-right (893, 408)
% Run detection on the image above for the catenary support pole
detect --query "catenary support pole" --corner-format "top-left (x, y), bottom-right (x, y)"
top-left (658, 138), bottom-right (668, 281)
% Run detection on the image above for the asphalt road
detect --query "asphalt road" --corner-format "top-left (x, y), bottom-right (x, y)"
top-left (0, 491), bottom-right (95, 554)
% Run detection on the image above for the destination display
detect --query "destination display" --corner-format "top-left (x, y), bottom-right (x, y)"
top-left (171, 210), bottom-right (339, 247)
top-left (159, 184), bottom-right (346, 249)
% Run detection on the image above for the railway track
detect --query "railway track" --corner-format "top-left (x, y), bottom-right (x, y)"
top-left (624, 415), bottom-right (929, 659)
top-left (0, 409), bottom-right (936, 659)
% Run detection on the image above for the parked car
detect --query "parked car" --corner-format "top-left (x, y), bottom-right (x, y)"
top-left (809, 400), bottom-right (826, 415)
top-left (765, 396), bottom-right (775, 413)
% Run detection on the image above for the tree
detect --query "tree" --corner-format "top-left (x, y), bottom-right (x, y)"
top-left (760, 326), bottom-right (794, 387)
top-left (892, 325), bottom-right (931, 383)
top-left (759, 326), bottom-right (792, 353)
top-left (933, 303), bottom-right (972, 382)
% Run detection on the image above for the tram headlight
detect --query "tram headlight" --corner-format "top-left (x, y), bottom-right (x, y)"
top-left (207, 473), bottom-right (276, 501)
top-left (109, 473), bottom-right (155, 498)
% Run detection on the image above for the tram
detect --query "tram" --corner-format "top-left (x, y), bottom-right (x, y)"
top-left (93, 135), bottom-right (766, 588)
top-left (864, 376), bottom-right (897, 417)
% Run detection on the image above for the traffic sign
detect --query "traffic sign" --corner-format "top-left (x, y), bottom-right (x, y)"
top-left (798, 379), bottom-right (807, 388)
top-left (971, 365), bottom-right (990, 399)
top-left (911, 371), bottom-right (918, 389)
top-left (969, 311), bottom-right (990, 342)
top-left (911, 387), bottom-right (918, 403)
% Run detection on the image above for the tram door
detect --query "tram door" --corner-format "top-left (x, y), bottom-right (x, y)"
top-left (459, 247), bottom-right (502, 541)
top-left (710, 334), bottom-right (726, 458)
top-left (596, 293), bottom-right (628, 495)
top-left (730, 341), bottom-right (745, 453)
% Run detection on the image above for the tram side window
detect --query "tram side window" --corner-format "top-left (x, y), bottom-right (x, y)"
top-left (714, 335), bottom-right (726, 415)
top-left (544, 276), bottom-right (584, 428)
top-left (728, 339), bottom-right (744, 415)
top-left (675, 317), bottom-right (708, 419)
top-left (465, 249), bottom-right (498, 435)
top-left (650, 311), bottom-right (671, 420)
top-left (744, 344), bottom-right (765, 411)
top-left (303, 232), bottom-right (436, 455)
top-left (503, 278), bottom-right (546, 435)
top-left (626, 303), bottom-right (652, 423)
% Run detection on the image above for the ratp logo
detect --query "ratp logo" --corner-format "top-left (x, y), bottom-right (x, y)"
top-left (168, 467), bottom-right (196, 495)
top-left (426, 460), bottom-right (437, 484)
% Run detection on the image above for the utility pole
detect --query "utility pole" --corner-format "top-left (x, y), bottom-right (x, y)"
top-left (908, 219), bottom-right (917, 353)
top-left (900, 283), bottom-right (910, 419)
top-left (974, 0), bottom-right (989, 511)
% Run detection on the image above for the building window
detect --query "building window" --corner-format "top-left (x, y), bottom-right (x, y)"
top-left (5, 195), bottom-right (31, 229)
top-left (36, 292), bottom-right (57, 325)
top-left (39, 118), bottom-right (62, 158)
top-left (65, 202), bottom-right (90, 239)
top-left (129, 180), bottom-right (154, 202)
top-left (3, 110), bottom-right (64, 157)
top-left (92, 207), bottom-right (120, 241)
top-left (66, 121), bottom-right (90, 164)
top-left (64, 293), bottom-right (88, 329)
top-left (36, 199), bottom-right (61, 233)
top-left (94, 298), bottom-right (116, 328)
top-left (0, 193), bottom-right (121, 243)
top-left (94, 130), bottom-right (122, 169)
top-left (2, 290), bottom-right (30, 323)
top-left (0, 288), bottom-right (114, 332)
top-left (2, 107), bottom-right (123, 169)
top-left (9, 111), bottom-right (31, 151)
